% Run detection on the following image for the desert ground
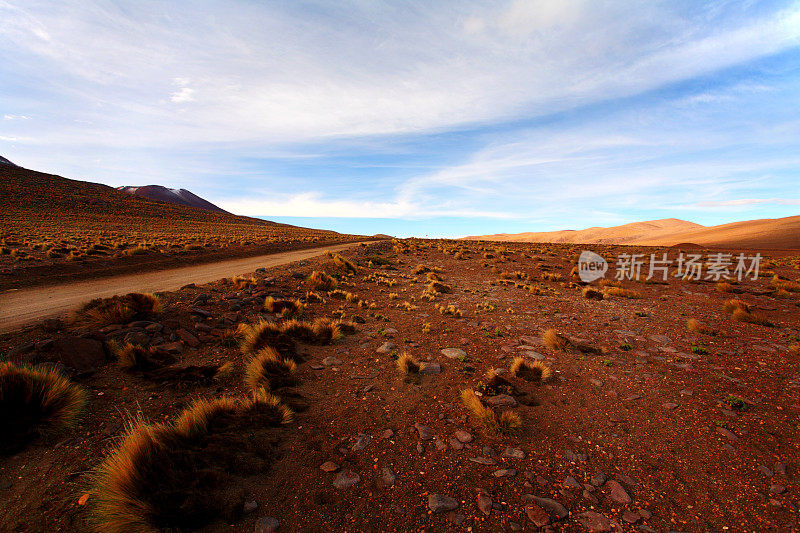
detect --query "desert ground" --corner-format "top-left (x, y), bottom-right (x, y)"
top-left (1, 239), bottom-right (798, 532)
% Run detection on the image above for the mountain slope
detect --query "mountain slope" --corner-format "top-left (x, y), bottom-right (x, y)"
top-left (118, 185), bottom-right (229, 213)
top-left (0, 155), bottom-right (16, 166)
top-left (464, 219), bottom-right (702, 244)
top-left (463, 215), bottom-right (800, 249)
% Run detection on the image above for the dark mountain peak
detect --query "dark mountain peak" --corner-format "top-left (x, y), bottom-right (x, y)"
top-left (117, 185), bottom-right (229, 214)
top-left (0, 155), bottom-right (17, 166)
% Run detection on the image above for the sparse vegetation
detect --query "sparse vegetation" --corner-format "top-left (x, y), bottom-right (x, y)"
top-left (509, 357), bottom-right (552, 382)
top-left (69, 293), bottom-right (161, 328)
top-left (0, 362), bottom-right (88, 455)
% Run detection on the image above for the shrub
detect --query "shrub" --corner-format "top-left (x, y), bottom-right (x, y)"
top-left (69, 293), bottom-right (161, 328)
top-left (604, 287), bottom-right (641, 299)
top-left (263, 297), bottom-right (304, 318)
top-left (111, 342), bottom-right (176, 371)
top-left (91, 391), bottom-right (291, 532)
top-left (582, 287), bottom-right (604, 300)
top-left (0, 362), bottom-right (87, 455)
top-left (509, 357), bottom-right (552, 382)
top-left (542, 328), bottom-right (568, 351)
top-left (307, 270), bottom-right (337, 291)
top-left (244, 348), bottom-right (297, 391)
top-left (396, 353), bottom-right (420, 374)
top-left (687, 318), bottom-right (718, 336)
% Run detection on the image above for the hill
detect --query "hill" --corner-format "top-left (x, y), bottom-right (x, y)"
top-left (0, 163), bottom-right (362, 288)
top-left (117, 185), bottom-right (229, 213)
top-left (463, 216), bottom-right (800, 249)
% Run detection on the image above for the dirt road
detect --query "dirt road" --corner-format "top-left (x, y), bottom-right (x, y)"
top-left (0, 242), bottom-right (367, 334)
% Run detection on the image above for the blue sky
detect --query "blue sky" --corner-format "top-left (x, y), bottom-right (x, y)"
top-left (1, 0), bottom-right (799, 238)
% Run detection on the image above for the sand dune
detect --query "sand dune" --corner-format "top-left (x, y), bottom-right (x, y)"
top-left (463, 215), bottom-right (800, 249)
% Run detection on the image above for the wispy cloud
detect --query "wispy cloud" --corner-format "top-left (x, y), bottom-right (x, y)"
top-left (1, 1), bottom-right (799, 234)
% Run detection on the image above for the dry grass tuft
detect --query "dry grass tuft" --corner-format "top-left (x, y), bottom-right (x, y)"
top-left (686, 318), bottom-right (718, 336)
top-left (69, 293), bottom-right (161, 328)
top-left (111, 342), bottom-right (176, 371)
top-left (461, 389), bottom-right (498, 432)
top-left (396, 352), bottom-right (420, 374)
top-left (722, 298), bottom-right (773, 326)
top-left (723, 298), bottom-right (750, 314)
top-left (264, 297), bottom-right (304, 318)
top-left (244, 347), bottom-right (297, 391)
top-left (542, 328), bottom-right (568, 351)
top-left (91, 391), bottom-right (291, 532)
top-left (604, 287), bottom-right (641, 299)
top-left (427, 280), bottom-right (452, 294)
top-left (0, 361), bottom-right (87, 455)
top-left (582, 287), bottom-right (604, 300)
top-left (509, 357), bottom-right (552, 382)
top-left (307, 270), bottom-right (337, 291)
top-left (305, 291), bottom-right (324, 303)
top-left (497, 410), bottom-right (523, 435)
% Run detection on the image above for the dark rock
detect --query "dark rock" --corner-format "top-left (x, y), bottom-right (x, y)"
top-left (40, 336), bottom-right (107, 373)
top-left (381, 467), bottom-right (396, 487)
top-left (415, 423), bottom-right (433, 440)
top-left (428, 494), bottom-right (459, 513)
top-left (254, 516), bottom-right (280, 533)
top-left (477, 489), bottom-right (492, 516)
top-left (521, 495), bottom-right (568, 521)
top-left (577, 511), bottom-right (612, 532)
top-left (606, 480), bottom-right (632, 504)
top-left (333, 470), bottom-right (360, 490)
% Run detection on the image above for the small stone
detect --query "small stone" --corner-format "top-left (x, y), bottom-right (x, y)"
top-left (441, 347), bottom-right (467, 359)
top-left (522, 495), bottom-right (568, 521)
top-left (662, 402), bottom-right (678, 410)
top-left (590, 378), bottom-right (603, 388)
top-left (322, 356), bottom-right (342, 366)
top-left (582, 489), bottom-right (599, 504)
top-left (243, 501), bottom-right (258, 514)
top-left (638, 509), bottom-right (652, 519)
top-left (415, 423), bottom-right (433, 440)
top-left (606, 480), bottom-right (632, 504)
top-left (484, 394), bottom-right (517, 407)
top-left (493, 468), bottom-right (516, 477)
top-left (254, 516), bottom-right (280, 533)
top-left (577, 510), bottom-right (612, 532)
top-left (454, 430), bottom-right (473, 443)
top-left (590, 472), bottom-right (607, 487)
top-left (469, 457), bottom-right (496, 465)
top-left (716, 427), bottom-right (738, 441)
top-left (525, 504), bottom-right (550, 527)
top-left (419, 362), bottom-right (441, 374)
top-left (381, 429), bottom-right (395, 439)
top-left (176, 328), bottom-right (200, 347)
top-left (351, 433), bottom-right (370, 451)
top-left (376, 342), bottom-right (396, 354)
top-left (758, 465), bottom-right (773, 477)
top-left (333, 470), bottom-right (360, 490)
top-left (381, 467), bottom-right (396, 487)
top-left (477, 489), bottom-right (492, 516)
top-left (320, 461), bottom-right (339, 472)
top-left (680, 389), bottom-right (693, 396)
top-left (623, 510), bottom-right (641, 523)
top-left (774, 462), bottom-right (787, 475)
top-left (428, 494), bottom-right (459, 513)
top-left (449, 438), bottom-right (464, 450)
top-left (563, 476), bottom-right (582, 489)
top-left (502, 447), bottom-right (525, 459)
top-left (770, 484), bottom-right (786, 494)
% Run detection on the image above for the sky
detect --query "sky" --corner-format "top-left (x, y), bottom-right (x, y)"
top-left (1, 0), bottom-right (799, 238)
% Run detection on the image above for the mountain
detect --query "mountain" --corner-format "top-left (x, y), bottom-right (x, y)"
top-left (0, 155), bottom-right (17, 166)
top-left (117, 185), bottom-right (228, 213)
top-left (464, 219), bottom-right (701, 244)
top-left (463, 215), bottom-right (800, 249)
top-left (0, 163), bottom-right (346, 244)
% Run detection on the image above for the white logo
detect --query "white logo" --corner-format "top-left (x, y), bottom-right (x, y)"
top-left (578, 251), bottom-right (608, 283)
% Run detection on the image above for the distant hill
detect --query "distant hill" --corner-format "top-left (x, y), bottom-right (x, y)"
top-left (0, 163), bottom-right (346, 243)
top-left (0, 155), bottom-right (16, 166)
top-left (463, 216), bottom-right (800, 249)
top-left (118, 185), bottom-right (229, 214)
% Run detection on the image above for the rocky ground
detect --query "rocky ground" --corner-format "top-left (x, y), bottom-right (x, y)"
top-left (0, 239), bottom-right (798, 532)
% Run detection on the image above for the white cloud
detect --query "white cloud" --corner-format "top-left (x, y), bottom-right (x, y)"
top-left (0, 1), bottom-right (798, 146)
top-left (169, 87), bottom-right (195, 103)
